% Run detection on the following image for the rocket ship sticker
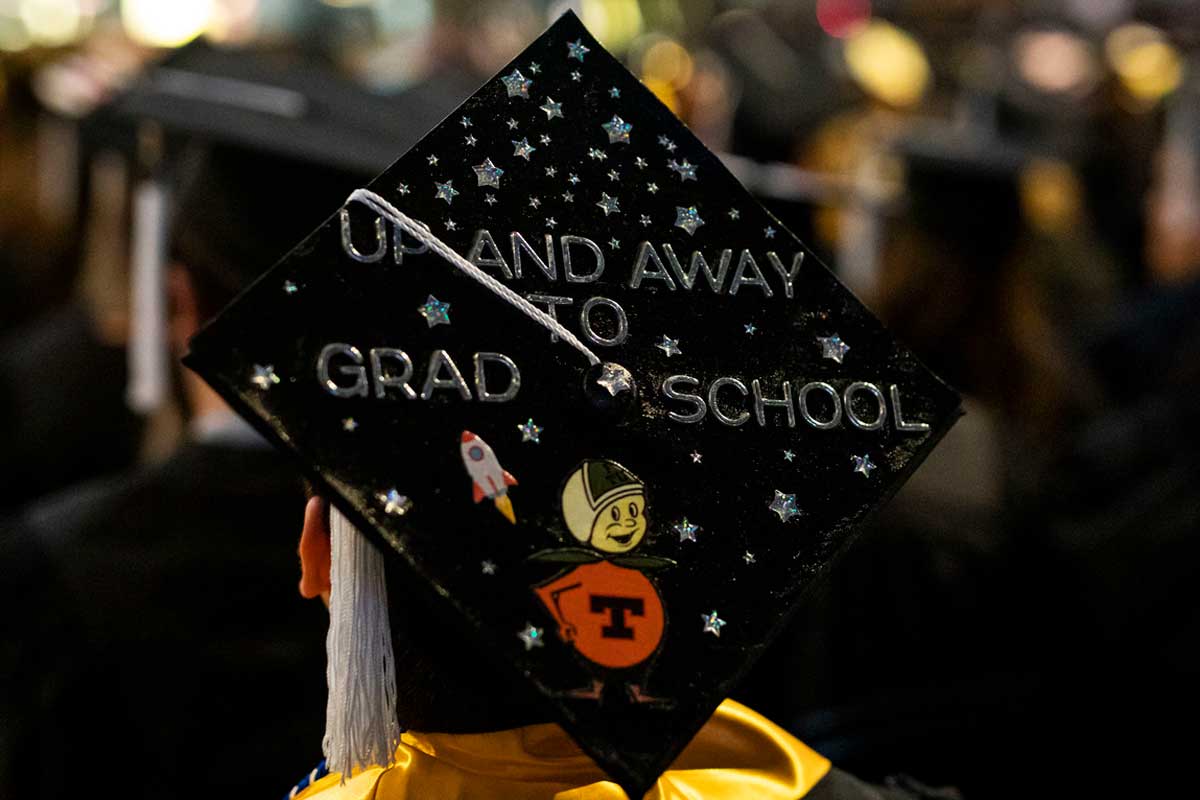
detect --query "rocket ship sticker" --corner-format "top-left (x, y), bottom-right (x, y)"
top-left (460, 430), bottom-right (519, 524)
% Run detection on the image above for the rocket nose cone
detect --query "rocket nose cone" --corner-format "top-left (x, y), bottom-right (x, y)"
top-left (461, 430), bottom-right (476, 443)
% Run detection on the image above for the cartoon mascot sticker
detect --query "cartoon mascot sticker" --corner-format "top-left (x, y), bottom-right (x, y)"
top-left (531, 459), bottom-right (674, 703)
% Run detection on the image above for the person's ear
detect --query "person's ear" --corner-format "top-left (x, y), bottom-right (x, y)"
top-left (299, 495), bottom-right (332, 602)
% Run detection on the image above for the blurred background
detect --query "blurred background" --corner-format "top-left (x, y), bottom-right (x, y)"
top-left (1, 1), bottom-right (1197, 798)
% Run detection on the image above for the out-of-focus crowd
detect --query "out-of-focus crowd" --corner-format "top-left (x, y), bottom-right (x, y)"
top-left (1, 2), bottom-right (1197, 798)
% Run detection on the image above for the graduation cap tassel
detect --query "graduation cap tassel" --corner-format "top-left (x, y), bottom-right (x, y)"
top-left (323, 506), bottom-right (401, 778)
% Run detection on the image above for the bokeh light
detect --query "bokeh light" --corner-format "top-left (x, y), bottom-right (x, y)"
top-left (1105, 23), bottom-right (1183, 102)
top-left (816, 0), bottom-right (870, 40)
top-left (19, 0), bottom-right (83, 46)
top-left (843, 20), bottom-right (929, 108)
top-left (1013, 29), bottom-right (1099, 96)
top-left (121, 0), bottom-right (212, 48)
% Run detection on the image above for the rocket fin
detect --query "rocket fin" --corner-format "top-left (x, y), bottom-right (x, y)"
top-left (473, 482), bottom-right (486, 503)
top-left (503, 470), bottom-right (518, 487)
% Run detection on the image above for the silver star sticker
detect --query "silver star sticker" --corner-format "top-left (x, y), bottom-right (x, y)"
top-left (596, 192), bottom-right (620, 216)
top-left (635, 156), bottom-right (648, 168)
top-left (656, 335), bottom-right (681, 357)
top-left (459, 116), bottom-right (472, 128)
top-left (472, 158), bottom-right (504, 188)
top-left (639, 214), bottom-right (651, 226)
top-left (609, 86), bottom-right (621, 98)
top-left (397, 183), bottom-right (410, 195)
top-left (674, 205), bottom-right (704, 235)
top-left (587, 147), bottom-right (607, 161)
top-left (690, 451), bottom-right (703, 464)
top-left (567, 38), bottom-right (589, 61)
top-left (427, 154), bottom-right (438, 165)
top-left (817, 334), bottom-right (850, 364)
top-left (673, 518), bottom-right (700, 543)
top-left (417, 295), bottom-right (451, 327)
top-left (851, 454), bottom-right (876, 478)
top-left (743, 551), bottom-right (756, 564)
top-left (658, 134), bottom-right (673, 149)
top-left (568, 173), bottom-right (581, 184)
top-left (607, 169), bottom-right (620, 181)
top-left (379, 489), bottom-right (412, 516)
top-left (434, 180), bottom-right (459, 204)
top-left (728, 208), bottom-right (740, 219)
top-left (546, 217), bottom-right (557, 228)
top-left (539, 97), bottom-right (563, 119)
top-left (764, 225), bottom-right (776, 238)
top-left (251, 364), bottom-right (280, 389)
top-left (570, 70), bottom-right (582, 81)
top-left (601, 115), bottom-right (632, 144)
top-left (647, 182), bottom-right (659, 193)
top-left (540, 134), bottom-right (551, 145)
top-left (517, 623), bottom-right (544, 650)
top-left (668, 158), bottom-right (697, 181)
top-left (563, 192), bottom-right (574, 202)
top-left (512, 138), bottom-right (536, 160)
top-left (701, 610), bottom-right (726, 637)
top-left (545, 166), bottom-right (557, 177)
top-left (783, 449), bottom-right (796, 462)
top-left (501, 69), bottom-right (532, 98)
top-left (445, 219), bottom-right (457, 231)
top-left (283, 280), bottom-right (299, 295)
top-left (529, 61), bottom-right (541, 74)
top-left (744, 323), bottom-right (756, 334)
top-left (518, 418), bottom-right (543, 443)
top-left (484, 194), bottom-right (497, 205)
top-left (595, 363), bottom-right (633, 396)
top-left (768, 490), bottom-right (800, 522)
top-left (342, 417), bottom-right (358, 432)
top-left (507, 118), bottom-right (519, 130)
top-left (481, 560), bottom-right (497, 575)
top-left (608, 237), bottom-right (620, 249)
top-left (529, 196), bottom-right (541, 208)
top-left (465, 134), bottom-right (477, 146)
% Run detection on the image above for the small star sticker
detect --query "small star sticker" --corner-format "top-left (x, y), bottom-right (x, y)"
top-left (484, 194), bottom-right (498, 205)
top-left (379, 489), bottom-right (412, 516)
top-left (783, 449), bottom-right (796, 462)
top-left (397, 183), bottom-right (410, 195)
top-left (635, 156), bottom-right (647, 168)
top-left (690, 451), bottom-right (703, 464)
top-left (567, 173), bottom-right (580, 184)
top-left (658, 134), bottom-right (674, 149)
top-left (518, 418), bottom-right (543, 443)
top-left (656, 335), bottom-right (681, 357)
top-left (587, 147), bottom-right (607, 161)
top-left (817, 334), bottom-right (850, 364)
top-left (529, 196), bottom-right (541, 209)
top-left (529, 61), bottom-right (541, 74)
top-left (764, 225), bottom-right (776, 238)
top-left (539, 97), bottom-right (563, 120)
top-left (596, 192), bottom-right (620, 216)
top-left (563, 191), bottom-right (575, 202)
top-left (744, 323), bottom-right (756, 334)
top-left (701, 610), bottom-right (726, 637)
top-left (465, 134), bottom-right (477, 146)
top-left (608, 237), bottom-right (620, 249)
top-left (674, 206), bottom-right (705, 235)
top-left (728, 208), bottom-right (740, 220)
top-left (472, 158), bottom-right (504, 188)
top-left (417, 295), bottom-right (451, 327)
top-left (546, 217), bottom-right (557, 229)
top-left (434, 180), bottom-right (459, 204)
top-left (768, 490), bottom-right (800, 523)
top-left (517, 623), bottom-right (544, 651)
top-left (639, 214), bottom-right (651, 226)
top-left (545, 166), bottom-right (557, 177)
top-left (668, 158), bottom-right (698, 181)
top-left (647, 182), bottom-right (659, 193)
top-left (851, 454), bottom-right (877, 478)
top-left (567, 38), bottom-right (590, 61)
top-left (512, 138), bottom-right (536, 160)
top-left (427, 154), bottom-right (439, 166)
top-left (601, 115), bottom-right (632, 144)
top-left (595, 363), bottom-right (633, 396)
top-left (481, 560), bottom-right (497, 575)
top-left (251, 364), bottom-right (280, 389)
top-left (282, 280), bottom-right (299, 295)
top-left (609, 86), bottom-right (621, 98)
top-left (459, 116), bottom-right (472, 128)
top-left (445, 219), bottom-right (457, 231)
top-left (507, 118), bottom-right (519, 130)
top-left (501, 68), bottom-right (532, 98)
top-left (570, 70), bottom-right (582, 81)
top-left (342, 417), bottom-right (359, 432)
top-left (673, 518), bottom-right (700, 543)
top-left (743, 551), bottom-right (756, 564)
top-left (607, 169), bottom-right (620, 181)
top-left (540, 134), bottom-right (552, 145)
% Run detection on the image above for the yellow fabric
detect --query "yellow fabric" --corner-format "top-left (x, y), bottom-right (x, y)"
top-left (294, 699), bottom-right (830, 800)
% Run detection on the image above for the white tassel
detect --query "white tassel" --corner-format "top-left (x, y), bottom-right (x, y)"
top-left (323, 506), bottom-right (401, 778)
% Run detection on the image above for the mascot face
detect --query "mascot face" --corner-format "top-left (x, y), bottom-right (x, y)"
top-left (561, 460), bottom-right (648, 554)
top-left (589, 491), bottom-right (646, 553)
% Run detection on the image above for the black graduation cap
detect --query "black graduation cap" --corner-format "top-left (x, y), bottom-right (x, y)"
top-left (184, 11), bottom-right (960, 796)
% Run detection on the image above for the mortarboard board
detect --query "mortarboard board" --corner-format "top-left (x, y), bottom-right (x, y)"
top-left (183, 12), bottom-right (960, 797)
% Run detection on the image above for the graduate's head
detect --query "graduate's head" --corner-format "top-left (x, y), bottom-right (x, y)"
top-left (561, 460), bottom-right (647, 554)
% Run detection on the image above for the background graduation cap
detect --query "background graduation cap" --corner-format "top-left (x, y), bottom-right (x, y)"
top-left (184, 11), bottom-right (960, 796)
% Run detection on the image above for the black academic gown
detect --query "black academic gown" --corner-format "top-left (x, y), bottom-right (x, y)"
top-left (1, 425), bottom-right (326, 799)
